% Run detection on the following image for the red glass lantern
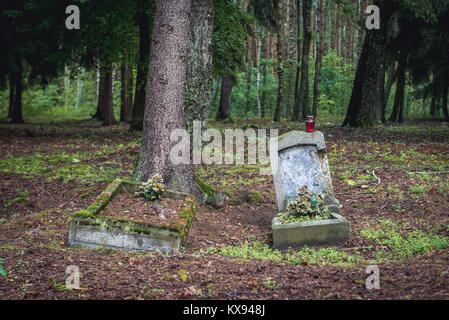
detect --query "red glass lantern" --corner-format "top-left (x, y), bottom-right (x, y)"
top-left (305, 115), bottom-right (315, 133)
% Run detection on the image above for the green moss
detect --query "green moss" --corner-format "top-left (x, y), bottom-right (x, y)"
top-left (248, 190), bottom-right (263, 203)
top-left (195, 176), bottom-right (216, 197)
top-left (360, 219), bottom-right (449, 259)
top-left (4, 196), bottom-right (30, 209)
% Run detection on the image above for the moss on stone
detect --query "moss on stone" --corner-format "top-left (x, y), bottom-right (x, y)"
top-left (195, 176), bottom-right (216, 197)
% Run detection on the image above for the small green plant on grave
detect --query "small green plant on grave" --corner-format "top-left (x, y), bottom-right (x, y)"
top-left (135, 174), bottom-right (167, 201)
top-left (279, 186), bottom-right (331, 224)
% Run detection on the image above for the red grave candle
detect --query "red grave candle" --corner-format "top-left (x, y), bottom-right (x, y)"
top-left (305, 116), bottom-right (315, 133)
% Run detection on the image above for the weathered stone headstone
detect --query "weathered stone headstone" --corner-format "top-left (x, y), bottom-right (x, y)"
top-left (270, 131), bottom-right (350, 248)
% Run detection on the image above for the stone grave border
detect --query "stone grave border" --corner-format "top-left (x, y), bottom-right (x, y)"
top-left (67, 178), bottom-right (196, 253)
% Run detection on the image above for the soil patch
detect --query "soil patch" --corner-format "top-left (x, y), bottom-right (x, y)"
top-left (100, 193), bottom-right (186, 228)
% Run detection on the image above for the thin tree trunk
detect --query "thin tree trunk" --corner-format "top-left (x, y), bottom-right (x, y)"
top-left (8, 75), bottom-right (15, 119)
top-left (75, 68), bottom-right (85, 109)
top-left (297, 0), bottom-right (312, 120)
top-left (333, 2), bottom-right (338, 52)
top-left (273, 0), bottom-right (284, 122)
top-left (337, 4), bottom-right (342, 57)
top-left (102, 64), bottom-right (117, 126)
top-left (134, 0), bottom-right (201, 200)
top-left (131, 0), bottom-right (152, 131)
top-left (284, 0), bottom-right (297, 119)
top-left (210, 79), bottom-right (220, 111)
top-left (442, 79), bottom-right (449, 122)
top-left (261, 32), bottom-right (268, 118)
top-left (389, 63), bottom-right (405, 122)
top-left (217, 77), bottom-right (232, 120)
top-left (120, 57), bottom-right (127, 122)
top-left (383, 62), bottom-right (396, 121)
top-left (93, 64), bottom-right (106, 121)
top-left (430, 83), bottom-right (438, 116)
top-left (11, 58), bottom-right (24, 124)
top-left (256, 28), bottom-right (262, 118)
top-left (348, 13), bottom-right (354, 62)
top-left (125, 64), bottom-right (134, 122)
top-left (313, 0), bottom-right (325, 117)
top-left (292, 0), bottom-right (302, 121)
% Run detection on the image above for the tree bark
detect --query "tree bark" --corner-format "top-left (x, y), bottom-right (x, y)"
top-left (273, 0), bottom-right (284, 122)
top-left (102, 64), bottom-right (117, 126)
top-left (8, 75), bottom-right (15, 119)
top-left (134, 0), bottom-right (201, 200)
top-left (120, 58), bottom-right (127, 122)
top-left (337, 3), bottom-right (342, 57)
top-left (284, 0), bottom-right (297, 119)
top-left (185, 0), bottom-right (214, 131)
top-left (74, 68), bottom-right (85, 109)
top-left (442, 79), bottom-right (449, 122)
top-left (131, 0), bottom-right (152, 131)
top-left (93, 63), bottom-right (106, 121)
top-left (256, 28), bottom-right (262, 118)
top-left (210, 80), bottom-right (220, 111)
top-left (343, 0), bottom-right (394, 127)
top-left (292, 0), bottom-right (302, 121)
top-left (125, 63), bottom-right (134, 122)
top-left (313, 0), bottom-right (325, 117)
top-left (383, 62), bottom-right (396, 120)
top-left (217, 77), bottom-right (232, 120)
top-left (389, 60), bottom-right (405, 122)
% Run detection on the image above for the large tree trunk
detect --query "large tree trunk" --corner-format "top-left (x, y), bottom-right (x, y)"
top-left (11, 58), bottom-right (24, 124)
top-left (184, 0), bottom-right (214, 132)
top-left (343, 0), bottom-right (394, 127)
top-left (134, 0), bottom-right (200, 200)
top-left (131, 0), bottom-right (152, 131)
top-left (217, 77), bottom-right (232, 120)
top-left (273, 0), bottom-right (284, 122)
top-left (295, 0), bottom-right (312, 121)
top-left (102, 65), bottom-right (117, 126)
top-left (312, 0), bottom-right (325, 117)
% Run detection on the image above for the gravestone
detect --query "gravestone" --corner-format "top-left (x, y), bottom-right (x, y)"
top-left (270, 131), bottom-right (350, 248)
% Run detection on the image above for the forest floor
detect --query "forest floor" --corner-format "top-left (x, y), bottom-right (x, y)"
top-left (0, 118), bottom-right (449, 300)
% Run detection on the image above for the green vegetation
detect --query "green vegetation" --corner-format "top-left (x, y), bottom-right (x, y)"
top-left (198, 241), bottom-right (364, 268)
top-left (360, 220), bottom-right (449, 259)
top-left (279, 187), bottom-right (331, 224)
